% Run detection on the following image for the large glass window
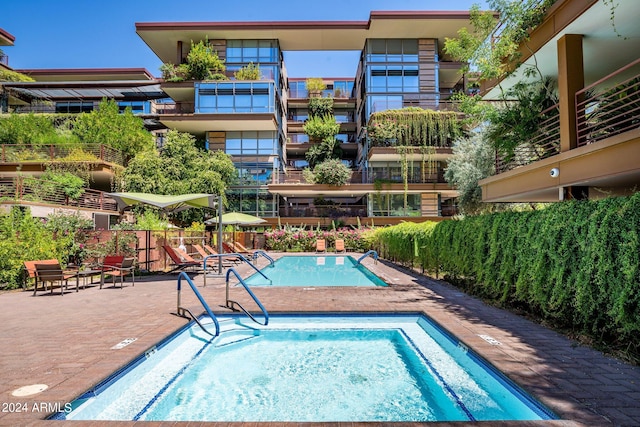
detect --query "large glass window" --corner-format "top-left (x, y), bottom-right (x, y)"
top-left (366, 39), bottom-right (418, 63)
top-left (227, 187), bottom-right (276, 217)
top-left (226, 131), bottom-right (277, 156)
top-left (370, 193), bottom-right (421, 216)
top-left (367, 65), bottom-right (419, 93)
top-left (195, 81), bottom-right (275, 113)
top-left (226, 40), bottom-right (278, 63)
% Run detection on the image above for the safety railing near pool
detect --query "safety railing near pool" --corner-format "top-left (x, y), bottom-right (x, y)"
top-left (226, 267), bottom-right (269, 326)
top-left (356, 250), bottom-right (378, 265)
top-left (176, 272), bottom-right (220, 337)
top-left (252, 250), bottom-right (275, 266)
top-left (203, 253), bottom-right (272, 287)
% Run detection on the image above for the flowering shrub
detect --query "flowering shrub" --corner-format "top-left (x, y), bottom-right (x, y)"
top-left (264, 227), bottom-right (371, 252)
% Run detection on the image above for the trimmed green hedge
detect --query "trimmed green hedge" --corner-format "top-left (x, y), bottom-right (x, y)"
top-left (369, 193), bottom-right (640, 359)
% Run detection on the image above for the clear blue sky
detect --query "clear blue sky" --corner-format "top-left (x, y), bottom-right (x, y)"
top-left (2, 0), bottom-right (487, 78)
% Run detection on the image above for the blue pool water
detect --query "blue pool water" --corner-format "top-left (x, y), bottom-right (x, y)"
top-left (244, 255), bottom-right (387, 287)
top-left (60, 314), bottom-right (556, 422)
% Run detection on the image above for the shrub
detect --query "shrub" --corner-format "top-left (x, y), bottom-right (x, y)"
top-left (309, 159), bottom-right (351, 186)
top-left (234, 62), bottom-right (261, 80)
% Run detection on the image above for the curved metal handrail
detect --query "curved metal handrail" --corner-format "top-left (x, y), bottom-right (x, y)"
top-left (356, 250), bottom-right (378, 265)
top-left (176, 272), bottom-right (220, 337)
top-left (225, 267), bottom-right (269, 326)
top-left (203, 253), bottom-right (271, 287)
top-left (252, 250), bottom-right (275, 266)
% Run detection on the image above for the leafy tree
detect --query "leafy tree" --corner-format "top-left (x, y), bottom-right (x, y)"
top-left (305, 158), bottom-right (351, 186)
top-left (234, 62), bottom-right (261, 80)
top-left (120, 130), bottom-right (236, 225)
top-left (0, 113), bottom-right (77, 144)
top-left (444, 133), bottom-right (495, 215)
top-left (72, 99), bottom-right (154, 159)
top-left (0, 69), bottom-right (35, 82)
top-left (186, 39), bottom-right (226, 80)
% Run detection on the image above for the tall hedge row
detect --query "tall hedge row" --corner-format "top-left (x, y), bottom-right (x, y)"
top-left (368, 193), bottom-right (640, 357)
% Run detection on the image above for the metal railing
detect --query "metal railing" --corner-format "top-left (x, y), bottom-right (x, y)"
top-left (225, 267), bottom-right (269, 326)
top-left (357, 250), bottom-right (378, 264)
top-left (576, 58), bottom-right (640, 147)
top-left (202, 253), bottom-right (271, 287)
top-left (0, 178), bottom-right (119, 212)
top-left (272, 170), bottom-right (363, 185)
top-left (0, 143), bottom-right (125, 166)
top-left (365, 169), bottom-right (447, 184)
top-left (495, 104), bottom-right (561, 174)
top-left (278, 205), bottom-right (368, 218)
top-left (176, 271), bottom-right (220, 337)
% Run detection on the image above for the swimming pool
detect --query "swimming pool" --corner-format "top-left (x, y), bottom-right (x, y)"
top-left (59, 313), bottom-right (556, 422)
top-left (244, 255), bottom-right (387, 287)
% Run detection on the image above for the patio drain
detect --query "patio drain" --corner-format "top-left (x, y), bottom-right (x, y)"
top-left (111, 338), bottom-right (137, 350)
top-left (12, 384), bottom-right (48, 397)
top-left (478, 334), bottom-right (502, 346)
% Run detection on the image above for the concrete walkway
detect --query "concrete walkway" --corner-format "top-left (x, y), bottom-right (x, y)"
top-left (1, 253), bottom-right (639, 426)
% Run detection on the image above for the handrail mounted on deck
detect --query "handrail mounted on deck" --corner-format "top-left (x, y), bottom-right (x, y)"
top-left (176, 272), bottom-right (220, 337)
top-left (225, 267), bottom-right (269, 326)
top-left (203, 253), bottom-right (271, 287)
top-left (356, 250), bottom-right (378, 265)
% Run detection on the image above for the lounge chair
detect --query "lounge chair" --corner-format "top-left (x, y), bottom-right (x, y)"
top-left (316, 239), bottom-right (326, 253)
top-left (204, 244), bottom-right (241, 264)
top-left (221, 242), bottom-right (237, 254)
top-left (193, 244), bottom-right (233, 268)
top-left (102, 257), bottom-right (135, 289)
top-left (34, 262), bottom-right (76, 296)
top-left (162, 245), bottom-right (202, 273)
top-left (335, 239), bottom-right (345, 253)
top-left (231, 241), bottom-right (256, 255)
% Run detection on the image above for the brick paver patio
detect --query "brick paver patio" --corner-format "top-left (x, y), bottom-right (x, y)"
top-left (1, 253), bottom-right (639, 426)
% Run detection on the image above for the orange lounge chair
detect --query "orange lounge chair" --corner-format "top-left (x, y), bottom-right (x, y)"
top-left (204, 244), bottom-right (241, 264)
top-left (335, 239), bottom-right (345, 253)
top-left (315, 239), bottom-right (326, 253)
top-left (162, 245), bottom-right (202, 273)
top-left (221, 242), bottom-right (237, 254)
top-left (231, 241), bottom-right (256, 255)
top-left (193, 244), bottom-right (233, 267)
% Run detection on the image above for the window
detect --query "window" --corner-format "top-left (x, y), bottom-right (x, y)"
top-left (367, 66), bottom-right (419, 93)
top-left (226, 131), bottom-right (277, 156)
top-left (226, 40), bottom-right (278, 63)
top-left (366, 39), bottom-right (419, 63)
top-left (195, 81), bottom-right (275, 113)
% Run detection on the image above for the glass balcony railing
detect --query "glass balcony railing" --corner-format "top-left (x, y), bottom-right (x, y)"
top-left (195, 81), bottom-right (276, 114)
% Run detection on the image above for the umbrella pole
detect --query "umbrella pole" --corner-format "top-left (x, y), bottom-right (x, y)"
top-left (217, 195), bottom-right (223, 274)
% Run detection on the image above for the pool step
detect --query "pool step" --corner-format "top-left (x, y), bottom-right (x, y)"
top-left (214, 330), bottom-right (260, 348)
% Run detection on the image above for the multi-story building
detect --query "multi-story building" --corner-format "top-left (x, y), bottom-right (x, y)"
top-left (136, 11), bottom-right (475, 227)
top-left (478, 0), bottom-right (640, 202)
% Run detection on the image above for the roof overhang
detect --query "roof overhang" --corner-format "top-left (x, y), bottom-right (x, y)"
top-left (0, 28), bottom-right (15, 46)
top-left (15, 68), bottom-right (156, 81)
top-left (136, 11), bottom-right (476, 63)
top-left (2, 80), bottom-right (167, 102)
top-left (158, 113), bottom-right (278, 135)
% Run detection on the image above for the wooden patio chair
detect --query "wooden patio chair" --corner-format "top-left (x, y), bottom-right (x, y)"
top-left (24, 259), bottom-right (60, 294)
top-left (34, 262), bottom-right (76, 296)
top-left (98, 255), bottom-right (124, 289)
top-left (102, 257), bottom-right (135, 289)
top-left (335, 239), bottom-right (345, 253)
top-left (162, 245), bottom-right (202, 273)
top-left (315, 239), bottom-right (326, 253)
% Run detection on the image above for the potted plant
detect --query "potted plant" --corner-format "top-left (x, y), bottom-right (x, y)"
top-left (305, 78), bottom-right (326, 97)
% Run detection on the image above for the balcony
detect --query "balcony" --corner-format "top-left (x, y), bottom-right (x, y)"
top-left (278, 205), bottom-right (367, 218)
top-left (0, 54), bottom-right (8, 67)
top-left (0, 178), bottom-right (118, 212)
top-left (273, 170), bottom-right (363, 185)
top-left (0, 144), bottom-right (125, 166)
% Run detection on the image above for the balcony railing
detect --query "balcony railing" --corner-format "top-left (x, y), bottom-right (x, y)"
top-left (0, 54), bottom-right (8, 66)
top-left (0, 178), bottom-right (118, 212)
top-left (273, 170), bottom-right (363, 184)
top-left (495, 104), bottom-right (561, 174)
top-left (365, 169), bottom-right (447, 184)
top-left (576, 58), bottom-right (640, 147)
top-left (153, 102), bottom-right (195, 114)
top-left (371, 99), bottom-right (462, 114)
top-left (279, 205), bottom-right (367, 218)
top-left (0, 144), bottom-right (125, 166)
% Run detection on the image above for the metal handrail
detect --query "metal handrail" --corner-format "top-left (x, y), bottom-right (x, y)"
top-left (225, 267), bottom-right (269, 326)
top-left (356, 250), bottom-right (378, 265)
top-left (252, 250), bottom-right (275, 266)
top-left (176, 272), bottom-right (220, 337)
top-left (202, 253), bottom-right (271, 287)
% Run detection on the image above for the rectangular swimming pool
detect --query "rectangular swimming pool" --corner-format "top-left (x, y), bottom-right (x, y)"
top-left (244, 255), bottom-right (387, 287)
top-left (59, 313), bottom-right (556, 422)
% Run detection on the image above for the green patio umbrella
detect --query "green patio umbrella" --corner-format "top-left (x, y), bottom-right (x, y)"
top-left (205, 212), bottom-right (266, 247)
top-left (108, 192), bottom-right (218, 214)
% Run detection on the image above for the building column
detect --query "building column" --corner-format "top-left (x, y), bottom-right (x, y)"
top-left (557, 34), bottom-right (584, 152)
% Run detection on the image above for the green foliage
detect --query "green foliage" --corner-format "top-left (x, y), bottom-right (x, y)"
top-left (40, 171), bottom-right (86, 200)
top-left (160, 63), bottom-right (190, 82)
top-left (444, 133), bottom-right (495, 214)
top-left (72, 99), bottom-right (154, 159)
top-left (133, 209), bottom-right (172, 230)
top-left (305, 78), bottom-right (326, 94)
top-left (233, 62), bottom-right (261, 80)
top-left (444, 0), bottom-right (556, 84)
top-left (369, 193), bottom-right (640, 363)
top-left (305, 136), bottom-right (342, 169)
top-left (486, 77), bottom-right (558, 159)
top-left (120, 130), bottom-right (236, 225)
top-left (303, 114), bottom-right (340, 141)
top-left (308, 97), bottom-right (333, 118)
top-left (186, 39), bottom-right (226, 80)
top-left (264, 227), bottom-right (369, 252)
top-left (305, 158), bottom-right (351, 186)
top-left (367, 108), bottom-right (461, 147)
top-left (0, 113), bottom-right (78, 144)
top-left (0, 69), bottom-right (35, 82)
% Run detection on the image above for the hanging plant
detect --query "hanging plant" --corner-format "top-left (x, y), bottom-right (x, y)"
top-left (367, 108), bottom-right (461, 147)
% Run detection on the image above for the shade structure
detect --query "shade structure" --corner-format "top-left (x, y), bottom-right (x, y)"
top-left (108, 192), bottom-right (217, 213)
top-left (205, 212), bottom-right (266, 226)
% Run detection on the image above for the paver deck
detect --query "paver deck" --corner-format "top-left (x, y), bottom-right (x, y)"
top-left (1, 253), bottom-right (639, 427)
